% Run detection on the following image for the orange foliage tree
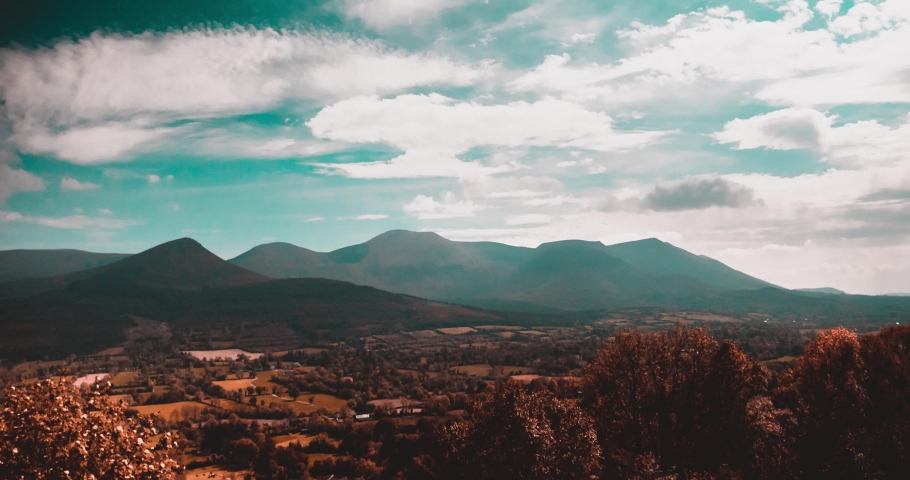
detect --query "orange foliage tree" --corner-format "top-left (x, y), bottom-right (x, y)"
top-left (0, 378), bottom-right (182, 479)
top-left (583, 326), bottom-right (789, 479)
top-left (424, 381), bottom-right (601, 480)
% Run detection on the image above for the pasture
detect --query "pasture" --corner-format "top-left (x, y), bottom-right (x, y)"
top-left (183, 349), bottom-right (263, 360)
top-left (437, 327), bottom-right (476, 335)
top-left (131, 401), bottom-right (210, 420)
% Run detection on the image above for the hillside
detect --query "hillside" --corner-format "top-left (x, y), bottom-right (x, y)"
top-left (230, 230), bottom-right (765, 311)
top-left (0, 238), bottom-right (269, 300)
top-left (0, 238), bottom-right (505, 359)
top-left (0, 249), bottom-right (129, 283)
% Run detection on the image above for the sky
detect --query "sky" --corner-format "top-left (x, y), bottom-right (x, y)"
top-left (1, 0), bottom-right (909, 294)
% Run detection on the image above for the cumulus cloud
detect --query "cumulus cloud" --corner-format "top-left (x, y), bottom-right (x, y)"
top-left (148, 174), bottom-right (161, 183)
top-left (643, 177), bottom-right (758, 211)
top-left (509, 0), bottom-right (910, 107)
top-left (0, 27), bottom-right (486, 163)
top-left (60, 178), bottom-right (101, 191)
top-left (348, 214), bottom-right (389, 220)
top-left (713, 108), bottom-right (910, 167)
top-left (827, 0), bottom-right (910, 37)
top-left (308, 94), bottom-right (671, 178)
top-left (570, 33), bottom-right (597, 44)
top-left (0, 210), bottom-right (137, 229)
top-left (343, 0), bottom-right (475, 29)
top-left (403, 192), bottom-right (483, 219)
top-left (0, 152), bottom-right (44, 201)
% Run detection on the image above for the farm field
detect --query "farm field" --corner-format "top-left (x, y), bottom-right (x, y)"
top-left (183, 349), bottom-right (263, 360)
top-left (251, 370), bottom-right (285, 391)
top-left (109, 371), bottom-right (138, 386)
top-left (271, 433), bottom-right (318, 448)
top-left (437, 327), bottom-right (476, 335)
top-left (453, 364), bottom-right (535, 376)
top-left (131, 401), bottom-right (210, 420)
top-left (213, 378), bottom-right (255, 391)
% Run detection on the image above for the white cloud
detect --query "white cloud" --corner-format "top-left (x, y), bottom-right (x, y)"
top-left (570, 33), bottom-right (597, 44)
top-left (557, 157), bottom-right (593, 167)
top-left (13, 123), bottom-right (175, 164)
top-left (0, 27), bottom-right (486, 163)
top-left (403, 192), bottom-right (483, 219)
top-left (343, 0), bottom-right (475, 29)
top-left (828, 0), bottom-right (910, 37)
top-left (505, 214), bottom-right (551, 225)
top-left (510, 1), bottom-right (910, 107)
top-left (98, 208), bottom-right (113, 215)
top-left (349, 214), bottom-right (389, 220)
top-left (713, 108), bottom-right (910, 167)
top-left (0, 153), bottom-right (44, 200)
top-left (306, 216), bottom-right (325, 222)
top-left (0, 210), bottom-right (137, 229)
top-left (588, 165), bottom-right (607, 174)
top-left (60, 177), bottom-right (101, 191)
top-left (148, 174), bottom-right (161, 183)
top-left (308, 94), bottom-right (671, 178)
top-left (315, 149), bottom-right (512, 179)
top-left (815, 0), bottom-right (843, 18)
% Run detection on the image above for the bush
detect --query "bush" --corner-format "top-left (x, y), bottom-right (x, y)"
top-left (0, 378), bottom-right (182, 479)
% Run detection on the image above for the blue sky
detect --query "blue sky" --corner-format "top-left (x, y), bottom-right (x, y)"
top-left (1, 0), bottom-right (909, 294)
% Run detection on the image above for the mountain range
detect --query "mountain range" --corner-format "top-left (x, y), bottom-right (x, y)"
top-left (228, 230), bottom-right (774, 311)
top-left (2, 231), bottom-right (908, 360)
top-left (0, 238), bottom-right (502, 359)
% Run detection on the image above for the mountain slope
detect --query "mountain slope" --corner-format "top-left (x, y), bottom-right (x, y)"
top-left (0, 238), bottom-right (504, 359)
top-left (0, 238), bottom-right (269, 300)
top-left (230, 231), bottom-right (747, 311)
top-left (0, 249), bottom-right (129, 283)
top-left (602, 238), bottom-right (774, 290)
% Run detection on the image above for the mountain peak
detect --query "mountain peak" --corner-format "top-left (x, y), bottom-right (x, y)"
top-left (89, 237), bottom-right (270, 290)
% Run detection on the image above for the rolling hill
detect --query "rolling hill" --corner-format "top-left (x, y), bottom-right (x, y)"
top-left (0, 237), bottom-right (504, 359)
top-left (229, 230), bottom-right (771, 311)
top-left (0, 249), bottom-right (128, 283)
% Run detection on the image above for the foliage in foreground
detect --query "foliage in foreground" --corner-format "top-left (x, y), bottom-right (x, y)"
top-left (0, 378), bottom-right (181, 480)
top-left (420, 325), bottom-right (910, 480)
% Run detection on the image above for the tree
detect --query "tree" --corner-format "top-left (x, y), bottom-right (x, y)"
top-left (583, 326), bottom-right (780, 479)
top-left (859, 326), bottom-right (910, 478)
top-left (425, 381), bottom-right (601, 480)
top-left (0, 378), bottom-right (181, 479)
top-left (776, 327), bottom-right (873, 479)
top-left (287, 385), bottom-right (300, 401)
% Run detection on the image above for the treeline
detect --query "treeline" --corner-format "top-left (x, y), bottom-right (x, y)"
top-left (410, 325), bottom-right (910, 480)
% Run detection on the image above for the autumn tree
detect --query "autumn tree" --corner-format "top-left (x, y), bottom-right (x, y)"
top-left (0, 378), bottom-right (181, 479)
top-left (424, 380), bottom-right (601, 480)
top-left (583, 326), bottom-right (784, 479)
top-left (859, 325), bottom-right (910, 477)
top-left (777, 326), bottom-right (910, 479)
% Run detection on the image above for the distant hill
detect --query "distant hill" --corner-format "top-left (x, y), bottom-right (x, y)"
top-left (0, 238), bottom-right (503, 359)
top-left (602, 238), bottom-right (773, 290)
top-left (230, 230), bottom-right (773, 311)
top-left (795, 287), bottom-right (846, 295)
top-left (0, 249), bottom-right (128, 283)
top-left (0, 238), bottom-right (268, 300)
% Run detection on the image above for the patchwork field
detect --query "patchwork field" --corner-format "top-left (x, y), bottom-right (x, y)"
top-left (453, 364), bottom-right (536, 376)
top-left (271, 433), bottom-right (317, 449)
top-left (131, 401), bottom-right (210, 420)
top-left (183, 349), bottom-right (263, 360)
top-left (437, 327), bottom-right (476, 335)
top-left (213, 378), bottom-right (255, 391)
top-left (109, 371), bottom-right (138, 387)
